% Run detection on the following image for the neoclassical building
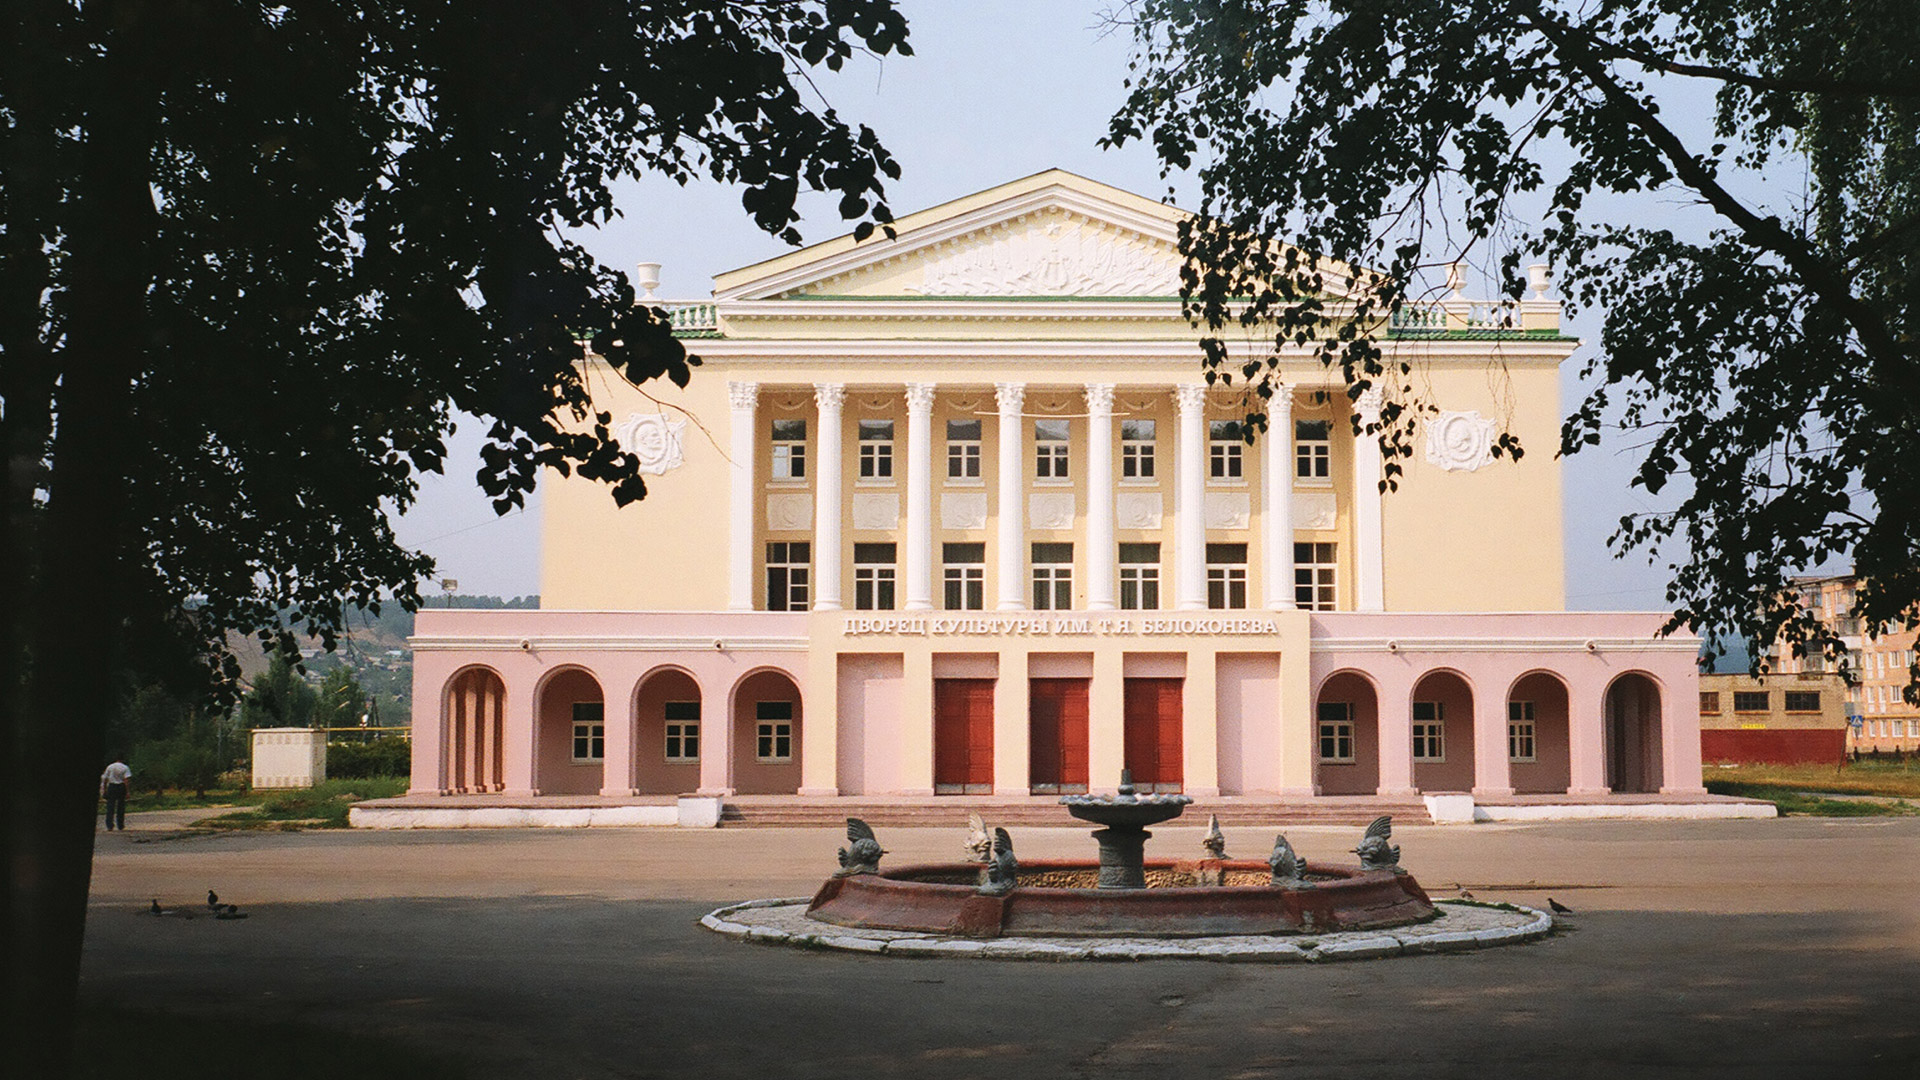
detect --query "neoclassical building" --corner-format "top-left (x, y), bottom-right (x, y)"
top-left (402, 171), bottom-right (1710, 817)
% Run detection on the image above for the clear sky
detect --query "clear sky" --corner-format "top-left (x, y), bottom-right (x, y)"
top-left (390, 0), bottom-right (1676, 610)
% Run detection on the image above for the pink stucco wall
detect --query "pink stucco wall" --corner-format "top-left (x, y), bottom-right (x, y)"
top-left (1215, 653), bottom-right (1281, 795)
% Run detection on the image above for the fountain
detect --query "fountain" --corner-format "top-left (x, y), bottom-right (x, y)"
top-left (802, 772), bottom-right (1436, 939)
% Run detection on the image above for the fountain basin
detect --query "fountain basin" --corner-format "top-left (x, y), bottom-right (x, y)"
top-left (806, 858), bottom-right (1434, 939)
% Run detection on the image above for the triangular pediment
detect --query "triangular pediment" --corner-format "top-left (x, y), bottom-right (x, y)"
top-left (713, 170), bottom-right (1198, 301)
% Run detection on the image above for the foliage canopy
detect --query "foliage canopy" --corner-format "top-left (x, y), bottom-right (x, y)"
top-left (1105, 0), bottom-right (1918, 668)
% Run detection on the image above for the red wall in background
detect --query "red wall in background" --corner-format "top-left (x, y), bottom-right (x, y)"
top-left (1701, 729), bottom-right (1845, 766)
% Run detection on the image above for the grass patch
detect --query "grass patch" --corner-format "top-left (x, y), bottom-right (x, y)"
top-left (197, 777), bottom-right (408, 830)
top-left (1702, 779), bottom-right (1915, 817)
top-left (77, 1003), bottom-right (467, 1080)
top-left (1704, 760), bottom-right (1920, 799)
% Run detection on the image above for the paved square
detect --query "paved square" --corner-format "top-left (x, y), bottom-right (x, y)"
top-left (84, 818), bottom-right (1920, 1078)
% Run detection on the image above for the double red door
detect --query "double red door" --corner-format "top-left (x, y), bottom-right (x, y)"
top-left (1029, 678), bottom-right (1090, 793)
top-left (934, 679), bottom-right (995, 794)
top-left (1124, 678), bottom-right (1184, 792)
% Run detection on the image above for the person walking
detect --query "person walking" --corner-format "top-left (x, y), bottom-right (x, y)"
top-left (100, 755), bottom-right (131, 831)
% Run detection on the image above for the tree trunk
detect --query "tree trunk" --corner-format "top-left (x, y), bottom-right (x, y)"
top-left (4, 9), bottom-right (155, 1074)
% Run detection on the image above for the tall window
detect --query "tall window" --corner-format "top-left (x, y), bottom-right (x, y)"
top-left (664, 701), bottom-right (700, 763)
top-left (1035, 419), bottom-right (1070, 480)
top-left (755, 701), bottom-right (794, 762)
top-left (1206, 542), bottom-right (1248, 609)
top-left (1119, 542), bottom-right (1161, 610)
top-left (943, 542), bottom-right (985, 611)
top-left (1412, 701), bottom-right (1445, 762)
top-left (1294, 542), bottom-right (1337, 610)
top-left (854, 542), bottom-right (897, 611)
top-left (858, 419), bottom-right (893, 480)
top-left (1121, 419), bottom-right (1156, 479)
top-left (1507, 700), bottom-right (1536, 762)
top-left (1295, 419), bottom-right (1332, 481)
top-left (1317, 701), bottom-right (1355, 762)
top-left (1032, 542), bottom-right (1073, 610)
top-left (1209, 420), bottom-right (1244, 481)
top-left (571, 702), bottom-right (605, 761)
top-left (946, 419), bottom-right (982, 481)
top-left (766, 541), bottom-right (810, 611)
top-left (770, 419), bottom-right (807, 480)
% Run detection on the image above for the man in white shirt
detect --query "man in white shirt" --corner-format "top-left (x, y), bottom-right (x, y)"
top-left (100, 756), bottom-right (131, 831)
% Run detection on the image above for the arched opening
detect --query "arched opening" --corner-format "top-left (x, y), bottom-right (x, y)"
top-left (1606, 672), bottom-right (1665, 793)
top-left (1314, 671), bottom-right (1379, 796)
top-left (1508, 671), bottom-right (1571, 794)
top-left (444, 667), bottom-right (506, 794)
top-left (535, 667), bottom-right (606, 796)
top-left (1410, 670), bottom-right (1476, 792)
top-left (634, 667), bottom-right (704, 795)
top-left (732, 669), bottom-right (803, 795)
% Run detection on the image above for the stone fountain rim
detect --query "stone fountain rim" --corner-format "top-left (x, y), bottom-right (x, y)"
top-left (701, 897), bottom-right (1556, 962)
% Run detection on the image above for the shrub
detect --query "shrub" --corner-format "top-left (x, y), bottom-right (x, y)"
top-left (326, 735), bottom-right (411, 779)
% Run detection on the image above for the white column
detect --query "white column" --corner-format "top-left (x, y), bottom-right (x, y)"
top-left (1264, 384), bottom-right (1295, 610)
top-left (727, 381), bottom-right (759, 611)
top-left (1354, 387), bottom-right (1386, 612)
top-left (904, 382), bottom-right (936, 610)
top-left (996, 383), bottom-right (1027, 610)
top-left (1174, 384), bottom-right (1209, 610)
top-left (1084, 384), bottom-right (1117, 611)
top-left (812, 383), bottom-right (845, 611)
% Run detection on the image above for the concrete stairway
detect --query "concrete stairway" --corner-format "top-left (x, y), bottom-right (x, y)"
top-left (718, 797), bottom-right (1429, 828)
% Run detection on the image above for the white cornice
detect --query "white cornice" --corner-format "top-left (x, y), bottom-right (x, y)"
top-left (683, 337), bottom-right (1579, 366)
top-left (1310, 636), bottom-right (1700, 654)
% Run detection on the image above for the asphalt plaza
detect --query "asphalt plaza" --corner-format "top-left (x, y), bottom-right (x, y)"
top-left (84, 815), bottom-right (1920, 1079)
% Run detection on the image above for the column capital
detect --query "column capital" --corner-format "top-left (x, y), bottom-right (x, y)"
top-left (728, 381), bottom-right (760, 410)
top-left (813, 383), bottom-right (845, 410)
top-left (1083, 383), bottom-right (1115, 414)
top-left (905, 382), bottom-right (938, 412)
top-left (1173, 384), bottom-right (1209, 413)
top-left (995, 382), bottom-right (1026, 414)
top-left (1355, 385), bottom-right (1384, 419)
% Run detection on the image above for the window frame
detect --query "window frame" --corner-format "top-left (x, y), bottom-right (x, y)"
top-left (1507, 700), bottom-right (1537, 763)
top-left (942, 542), bottom-right (985, 611)
top-left (770, 418), bottom-right (807, 481)
top-left (1031, 542), bottom-right (1073, 611)
top-left (1293, 541), bottom-right (1337, 611)
top-left (857, 419), bottom-right (894, 481)
top-left (945, 418), bottom-right (982, 483)
top-left (1208, 419), bottom-right (1245, 482)
top-left (1317, 701), bottom-right (1355, 763)
top-left (1732, 690), bottom-right (1770, 713)
top-left (1412, 700), bottom-right (1445, 762)
top-left (754, 701), bottom-right (794, 763)
top-left (663, 701), bottom-right (700, 763)
top-left (571, 702), bottom-right (605, 763)
top-left (1034, 419), bottom-right (1071, 482)
top-left (1119, 542), bottom-right (1162, 611)
top-left (765, 541), bottom-right (811, 612)
top-left (1294, 418), bottom-right (1332, 483)
top-left (1205, 542), bottom-right (1248, 610)
top-left (1783, 690), bottom-right (1822, 713)
top-left (1120, 419), bottom-right (1157, 481)
top-left (1699, 691), bottom-right (1721, 715)
top-left (853, 542), bottom-right (897, 612)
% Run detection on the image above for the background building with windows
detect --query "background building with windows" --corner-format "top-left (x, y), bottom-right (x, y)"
top-left (1769, 574), bottom-right (1920, 756)
top-left (1697, 672), bottom-right (1848, 765)
top-left (404, 171), bottom-right (1710, 818)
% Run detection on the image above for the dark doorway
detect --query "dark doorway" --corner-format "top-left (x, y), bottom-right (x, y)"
top-left (1029, 678), bottom-right (1089, 794)
top-left (1123, 677), bottom-right (1183, 792)
top-left (934, 678), bottom-right (995, 794)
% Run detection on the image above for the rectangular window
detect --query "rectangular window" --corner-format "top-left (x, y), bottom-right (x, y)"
top-left (1733, 690), bottom-right (1770, 712)
top-left (1507, 700), bottom-right (1537, 762)
top-left (1317, 701), bottom-right (1355, 762)
top-left (765, 541), bottom-right (810, 611)
top-left (1118, 542), bottom-right (1161, 611)
top-left (858, 419), bottom-right (894, 480)
top-left (664, 701), bottom-right (700, 762)
top-left (770, 419), bottom-right (807, 480)
top-left (1032, 542), bottom-right (1073, 610)
top-left (571, 702), bottom-right (605, 762)
top-left (946, 419), bottom-right (982, 480)
top-left (854, 542), bottom-right (897, 611)
top-left (1699, 691), bottom-right (1721, 715)
top-left (1035, 419), bottom-right (1070, 480)
top-left (1209, 419), bottom-right (1244, 480)
top-left (1205, 542), bottom-right (1248, 610)
top-left (1896, 719), bottom-right (1908, 738)
top-left (1121, 419), bottom-right (1156, 479)
top-left (942, 542), bottom-right (985, 611)
top-left (1412, 700), bottom-right (1444, 762)
top-left (1783, 690), bottom-right (1821, 712)
top-left (1295, 419), bottom-right (1332, 481)
top-left (1294, 542), bottom-right (1337, 610)
top-left (755, 701), bottom-right (794, 762)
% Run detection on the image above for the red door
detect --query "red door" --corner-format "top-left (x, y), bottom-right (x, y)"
top-left (934, 679), bottom-right (995, 794)
top-left (1124, 678), bottom-right (1184, 792)
top-left (1029, 678), bottom-right (1090, 793)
